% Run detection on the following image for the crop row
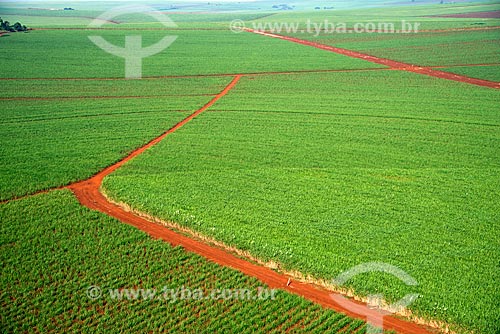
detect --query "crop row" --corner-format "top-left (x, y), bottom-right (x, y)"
top-left (0, 190), bottom-right (366, 333)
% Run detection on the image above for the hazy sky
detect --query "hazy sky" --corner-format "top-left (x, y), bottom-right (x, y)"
top-left (4, 0), bottom-right (163, 1)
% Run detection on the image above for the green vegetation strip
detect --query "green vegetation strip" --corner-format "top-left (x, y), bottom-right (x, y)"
top-left (0, 190), bottom-right (366, 333)
top-left (103, 71), bottom-right (500, 333)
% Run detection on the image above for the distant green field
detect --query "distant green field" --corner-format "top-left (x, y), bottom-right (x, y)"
top-left (252, 2), bottom-right (500, 30)
top-left (439, 65), bottom-right (500, 82)
top-left (0, 77), bottom-right (230, 200)
top-left (2, 0), bottom-right (498, 30)
top-left (0, 14), bottom-right (94, 27)
top-left (253, 2), bottom-right (500, 82)
top-left (4, 0), bottom-right (491, 15)
top-left (330, 2), bottom-right (500, 19)
top-left (103, 71), bottom-right (500, 333)
top-left (0, 29), bottom-right (382, 78)
top-left (0, 11), bottom-right (275, 28)
top-left (0, 190), bottom-right (366, 333)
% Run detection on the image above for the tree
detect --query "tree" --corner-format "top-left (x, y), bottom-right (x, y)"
top-left (12, 22), bottom-right (26, 32)
top-left (0, 17), bottom-right (28, 32)
top-left (1, 19), bottom-right (11, 31)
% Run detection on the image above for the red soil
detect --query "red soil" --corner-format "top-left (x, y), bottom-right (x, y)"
top-left (246, 29), bottom-right (500, 89)
top-left (431, 10), bottom-right (500, 19)
top-left (66, 74), bottom-right (433, 334)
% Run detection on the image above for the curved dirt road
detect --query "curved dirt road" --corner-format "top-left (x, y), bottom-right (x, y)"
top-left (68, 75), bottom-right (433, 334)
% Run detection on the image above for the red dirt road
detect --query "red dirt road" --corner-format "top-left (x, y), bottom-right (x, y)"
top-left (246, 29), bottom-right (500, 89)
top-left (67, 74), bottom-right (433, 334)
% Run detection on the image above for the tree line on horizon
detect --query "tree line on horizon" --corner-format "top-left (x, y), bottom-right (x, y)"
top-left (0, 18), bottom-right (28, 33)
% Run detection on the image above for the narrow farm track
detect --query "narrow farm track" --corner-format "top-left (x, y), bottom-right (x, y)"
top-left (0, 94), bottom-right (213, 101)
top-left (62, 74), bottom-right (434, 334)
top-left (0, 63), bottom-right (497, 83)
top-left (246, 29), bottom-right (500, 89)
top-left (0, 187), bottom-right (66, 205)
top-left (0, 67), bottom-right (389, 81)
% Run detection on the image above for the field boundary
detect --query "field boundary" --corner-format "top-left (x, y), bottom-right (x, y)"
top-left (246, 29), bottom-right (500, 89)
